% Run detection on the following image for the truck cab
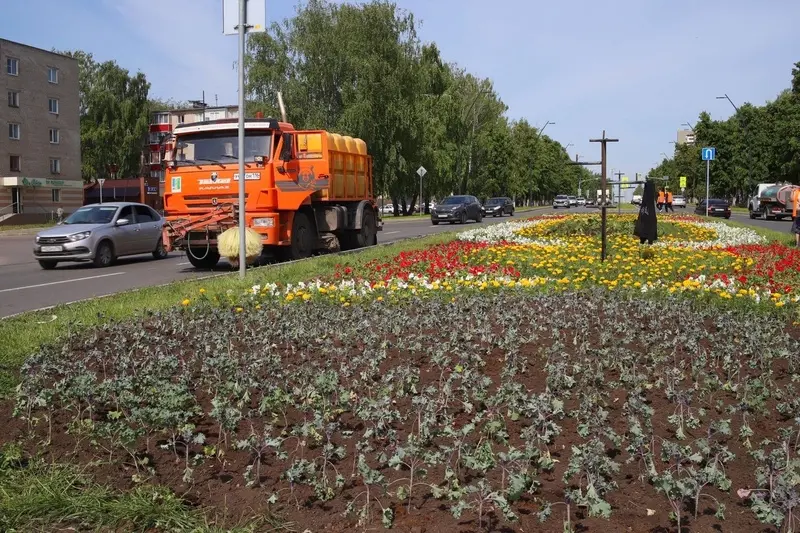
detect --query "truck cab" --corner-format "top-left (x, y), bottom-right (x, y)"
top-left (748, 183), bottom-right (776, 218)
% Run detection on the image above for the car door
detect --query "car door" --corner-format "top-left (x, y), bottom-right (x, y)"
top-left (112, 205), bottom-right (139, 256)
top-left (134, 205), bottom-right (162, 252)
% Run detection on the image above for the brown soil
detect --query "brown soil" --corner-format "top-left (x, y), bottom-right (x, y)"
top-left (2, 293), bottom-right (798, 533)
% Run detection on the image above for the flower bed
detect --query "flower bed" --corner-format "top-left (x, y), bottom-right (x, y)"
top-left (9, 293), bottom-right (800, 532)
top-left (216, 214), bottom-right (795, 311)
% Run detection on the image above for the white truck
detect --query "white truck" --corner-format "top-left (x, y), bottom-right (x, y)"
top-left (747, 183), bottom-right (776, 218)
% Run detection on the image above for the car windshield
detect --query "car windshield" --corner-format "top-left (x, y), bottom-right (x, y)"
top-left (708, 199), bottom-right (728, 205)
top-left (442, 196), bottom-right (467, 205)
top-left (556, 195), bottom-right (568, 200)
top-left (172, 130), bottom-right (272, 166)
top-left (486, 198), bottom-right (502, 205)
top-left (63, 206), bottom-right (119, 225)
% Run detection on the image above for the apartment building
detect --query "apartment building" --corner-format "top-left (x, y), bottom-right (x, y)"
top-left (147, 104), bottom-right (239, 188)
top-left (0, 39), bottom-right (82, 223)
top-left (677, 129), bottom-right (696, 146)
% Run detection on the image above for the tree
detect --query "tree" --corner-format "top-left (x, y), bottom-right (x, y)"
top-left (245, 0), bottom-right (575, 213)
top-left (650, 61), bottom-right (800, 204)
top-left (56, 50), bottom-right (152, 183)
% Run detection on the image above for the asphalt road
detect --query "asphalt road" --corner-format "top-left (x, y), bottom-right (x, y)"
top-left (0, 207), bottom-right (793, 318)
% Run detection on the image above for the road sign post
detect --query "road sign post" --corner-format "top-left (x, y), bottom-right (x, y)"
top-left (417, 166), bottom-right (427, 214)
top-left (701, 147), bottom-right (716, 217)
top-left (97, 178), bottom-right (105, 204)
top-left (223, 0), bottom-right (266, 278)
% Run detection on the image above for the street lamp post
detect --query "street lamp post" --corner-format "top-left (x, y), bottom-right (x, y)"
top-left (716, 94), bottom-right (749, 204)
top-left (531, 121), bottom-right (555, 205)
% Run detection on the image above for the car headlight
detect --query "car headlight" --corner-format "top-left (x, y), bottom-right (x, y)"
top-left (35, 235), bottom-right (40, 243)
top-left (68, 231), bottom-right (91, 242)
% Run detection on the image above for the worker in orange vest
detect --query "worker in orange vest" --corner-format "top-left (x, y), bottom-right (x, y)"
top-left (657, 189), bottom-right (665, 212)
top-left (665, 190), bottom-right (674, 213)
top-left (791, 187), bottom-right (800, 247)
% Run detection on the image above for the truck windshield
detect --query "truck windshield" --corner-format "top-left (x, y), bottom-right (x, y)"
top-left (172, 131), bottom-right (272, 166)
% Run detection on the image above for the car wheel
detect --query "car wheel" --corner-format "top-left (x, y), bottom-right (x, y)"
top-left (476, 212), bottom-right (482, 222)
top-left (460, 212), bottom-right (467, 224)
top-left (152, 238), bottom-right (168, 260)
top-left (38, 260), bottom-right (58, 270)
top-left (432, 220), bottom-right (439, 226)
top-left (93, 241), bottom-right (116, 268)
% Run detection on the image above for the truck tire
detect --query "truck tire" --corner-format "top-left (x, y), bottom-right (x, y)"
top-left (287, 211), bottom-right (315, 260)
top-left (340, 207), bottom-right (377, 250)
top-left (187, 248), bottom-right (220, 269)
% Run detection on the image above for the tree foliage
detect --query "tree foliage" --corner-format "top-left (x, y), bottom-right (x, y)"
top-left (56, 50), bottom-right (152, 182)
top-left (245, 0), bottom-right (594, 214)
top-left (650, 61), bottom-right (800, 204)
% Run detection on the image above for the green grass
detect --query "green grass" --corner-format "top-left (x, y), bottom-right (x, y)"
top-left (0, 459), bottom-right (286, 532)
top-left (0, 232), bottom-right (456, 397)
top-left (0, 223), bottom-right (55, 233)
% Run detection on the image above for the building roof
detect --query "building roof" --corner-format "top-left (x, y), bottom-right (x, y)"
top-left (153, 105), bottom-right (239, 114)
top-left (0, 38), bottom-right (78, 61)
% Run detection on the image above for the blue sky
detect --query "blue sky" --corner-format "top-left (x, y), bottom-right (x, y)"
top-left (3, 0), bottom-right (799, 181)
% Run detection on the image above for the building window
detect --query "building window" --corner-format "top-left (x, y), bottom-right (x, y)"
top-left (149, 131), bottom-right (161, 144)
top-left (9, 155), bottom-right (21, 172)
top-left (50, 128), bottom-right (60, 144)
top-left (6, 57), bottom-right (19, 76)
top-left (7, 90), bottom-right (19, 107)
top-left (50, 158), bottom-right (61, 174)
top-left (154, 113), bottom-right (170, 124)
top-left (48, 67), bottom-right (59, 84)
top-left (150, 151), bottom-right (161, 164)
top-left (48, 98), bottom-right (59, 114)
top-left (8, 123), bottom-right (20, 140)
top-left (178, 114), bottom-right (185, 123)
top-left (52, 189), bottom-right (61, 202)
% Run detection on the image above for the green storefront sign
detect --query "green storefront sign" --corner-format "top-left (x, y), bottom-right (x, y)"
top-left (21, 177), bottom-right (44, 188)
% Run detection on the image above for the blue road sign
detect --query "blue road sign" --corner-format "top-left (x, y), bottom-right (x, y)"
top-left (701, 147), bottom-right (716, 161)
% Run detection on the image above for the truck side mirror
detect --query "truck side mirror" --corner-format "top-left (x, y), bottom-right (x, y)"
top-left (280, 133), bottom-right (293, 162)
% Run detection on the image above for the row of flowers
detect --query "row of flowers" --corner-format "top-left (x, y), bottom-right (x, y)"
top-left (458, 213), bottom-right (765, 249)
top-left (182, 214), bottom-right (798, 312)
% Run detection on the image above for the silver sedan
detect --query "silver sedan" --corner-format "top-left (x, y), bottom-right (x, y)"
top-left (33, 202), bottom-right (167, 269)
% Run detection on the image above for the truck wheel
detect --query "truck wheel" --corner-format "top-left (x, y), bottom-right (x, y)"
top-left (187, 248), bottom-right (220, 269)
top-left (288, 211), bottom-right (315, 260)
top-left (341, 208), bottom-right (377, 250)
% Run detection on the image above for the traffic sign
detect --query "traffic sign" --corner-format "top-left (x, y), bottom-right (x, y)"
top-left (417, 166), bottom-right (427, 178)
top-left (223, 0), bottom-right (266, 35)
top-left (701, 147), bottom-right (716, 161)
top-left (621, 175), bottom-right (629, 189)
top-left (97, 178), bottom-right (105, 186)
top-left (679, 176), bottom-right (687, 188)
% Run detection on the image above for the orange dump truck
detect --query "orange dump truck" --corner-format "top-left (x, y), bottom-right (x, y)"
top-left (160, 115), bottom-right (381, 268)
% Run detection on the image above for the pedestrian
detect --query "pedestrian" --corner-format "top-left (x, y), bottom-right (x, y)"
top-left (634, 180), bottom-right (658, 245)
top-left (792, 187), bottom-right (800, 247)
top-left (665, 189), bottom-right (674, 213)
top-left (657, 188), bottom-right (665, 212)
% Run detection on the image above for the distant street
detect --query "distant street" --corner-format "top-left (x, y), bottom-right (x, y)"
top-left (0, 207), bottom-right (793, 318)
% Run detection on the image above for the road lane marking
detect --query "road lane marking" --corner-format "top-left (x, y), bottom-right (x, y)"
top-left (384, 231), bottom-right (401, 235)
top-left (0, 272), bottom-right (127, 293)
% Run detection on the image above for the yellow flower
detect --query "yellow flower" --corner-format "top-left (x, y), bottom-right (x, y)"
top-left (182, 299), bottom-right (191, 306)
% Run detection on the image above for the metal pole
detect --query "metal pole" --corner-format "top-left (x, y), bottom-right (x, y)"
top-left (600, 137), bottom-right (607, 262)
top-left (100, 182), bottom-right (103, 204)
top-left (237, 0), bottom-right (246, 278)
top-left (419, 173), bottom-right (423, 215)
top-left (705, 158), bottom-right (710, 218)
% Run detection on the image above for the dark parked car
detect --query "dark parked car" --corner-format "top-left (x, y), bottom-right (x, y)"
top-left (431, 195), bottom-right (483, 225)
top-left (481, 197), bottom-right (514, 217)
top-left (695, 198), bottom-right (731, 219)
